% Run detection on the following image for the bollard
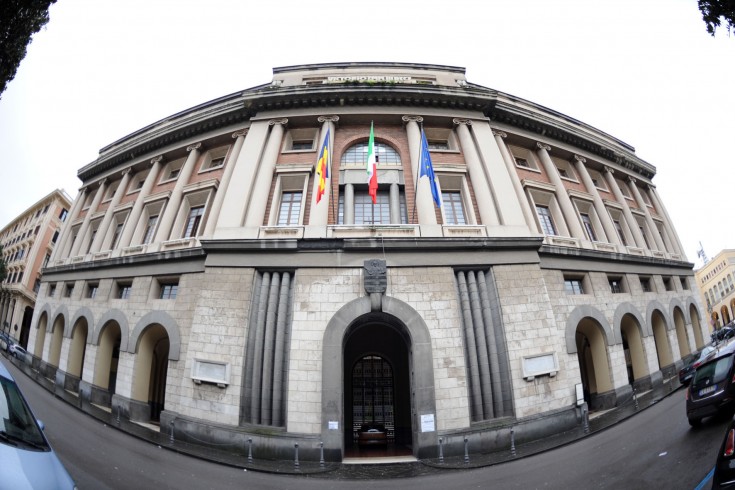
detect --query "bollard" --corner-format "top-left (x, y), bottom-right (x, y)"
top-left (583, 405), bottom-right (590, 434)
top-left (463, 437), bottom-right (469, 464)
top-left (319, 441), bottom-right (325, 468)
top-left (510, 427), bottom-right (516, 457)
top-left (633, 388), bottom-right (639, 410)
top-left (247, 438), bottom-right (253, 464)
top-left (294, 443), bottom-right (300, 470)
top-left (169, 420), bottom-right (175, 445)
top-left (116, 405), bottom-right (121, 426)
top-left (438, 437), bottom-right (444, 464)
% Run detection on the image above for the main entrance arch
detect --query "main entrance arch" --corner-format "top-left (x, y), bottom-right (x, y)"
top-left (321, 296), bottom-right (436, 461)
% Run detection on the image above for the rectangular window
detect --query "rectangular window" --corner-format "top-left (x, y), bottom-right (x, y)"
top-left (639, 225), bottom-right (651, 249)
top-left (514, 157), bottom-right (530, 168)
top-left (427, 140), bottom-right (449, 150)
top-left (609, 277), bottom-right (624, 294)
top-left (355, 192), bottom-right (390, 225)
top-left (564, 279), bottom-right (584, 295)
top-left (183, 206), bottom-right (205, 238)
top-left (111, 222), bottom-right (124, 249)
top-left (208, 156), bottom-right (225, 168)
top-left (87, 284), bottom-right (98, 299)
top-left (160, 283), bottom-right (178, 300)
top-left (33, 279), bottom-right (41, 294)
top-left (291, 140), bottom-right (314, 151)
top-left (43, 253), bottom-right (50, 268)
top-left (64, 284), bottom-right (73, 298)
top-left (118, 284), bottom-right (132, 299)
top-left (580, 213), bottom-right (597, 241)
top-left (640, 277), bottom-right (652, 292)
top-left (277, 191), bottom-right (302, 226)
top-left (59, 208), bottom-right (68, 221)
top-left (663, 277), bottom-right (674, 291)
top-left (680, 277), bottom-right (690, 290)
top-left (536, 205), bottom-right (557, 236)
top-left (143, 215), bottom-right (159, 244)
top-left (48, 284), bottom-right (56, 297)
top-left (52, 230), bottom-right (59, 244)
top-left (442, 191), bottom-right (466, 225)
top-left (613, 220), bottom-right (628, 246)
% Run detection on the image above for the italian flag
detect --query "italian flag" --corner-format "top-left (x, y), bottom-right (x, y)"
top-left (366, 121), bottom-right (378, 204)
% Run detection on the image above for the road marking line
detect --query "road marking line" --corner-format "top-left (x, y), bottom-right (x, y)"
top-left (694, 466), bottom-right (715, 490)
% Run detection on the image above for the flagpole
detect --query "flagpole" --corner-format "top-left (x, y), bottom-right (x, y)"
top-left (411, 124), bottom-right (424, 223)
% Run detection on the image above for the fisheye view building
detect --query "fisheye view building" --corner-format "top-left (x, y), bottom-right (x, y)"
top-left (22, 62), bottom-right (706, 462)
top-left (695, 249), bottom-right (735, 328)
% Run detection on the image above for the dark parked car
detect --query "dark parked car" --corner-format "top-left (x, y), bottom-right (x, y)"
top-left (713, 326), bottom-right (735, 344)
top-left (679, 344), bottom-right (717, 386)
top-left (686, 340), bottom-right (735, 427)
top-left (712, 418), bottom-right (735, 488)
top-left (0, 360), bottom-right (76, 489)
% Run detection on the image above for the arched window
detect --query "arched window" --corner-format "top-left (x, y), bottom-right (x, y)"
top-left (341, 142), bottom-right (401, 165)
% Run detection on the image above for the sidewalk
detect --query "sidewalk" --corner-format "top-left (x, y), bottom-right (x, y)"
top-left (4, 351), bottom-right (682, 479)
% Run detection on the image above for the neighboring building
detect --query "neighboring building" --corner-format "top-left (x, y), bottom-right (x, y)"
top-left (695, 249), bottom-right (735, 328)
top-left (0, 189), bottom-right (71, 346)
top-left (27, 63), bottom-right (705, 462)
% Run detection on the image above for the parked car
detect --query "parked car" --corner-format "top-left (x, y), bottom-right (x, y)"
top-left (712, 417), bottom-right (735, 488)
top-left (0, 360), bottom-right (76, 489)
top-left (686, 340), bottom-right (735, 426)
top-left (679, 344), bottom-right (717, 386)
top-left (713, 326), bottom-right (735, 344)
top-left (9, 343), bottom-right (27, 361)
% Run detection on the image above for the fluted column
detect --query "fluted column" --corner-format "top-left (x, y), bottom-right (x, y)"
top-left (454, 119), bottom-right (499, 226)
top-left (628, 176), bottom-right (666, 252)
top-left (90, 169), bottom-right (133, 253)
top-left (309, 116), bottom-right (339, 227)
top-left (492, 130), bottom-right (537, 231)
top-left (647, 184), bottom-right (685, 257)
top-left (535, 143), bottom-right (585, 239)
top-left (69, 179), bottom-right (108, 257)
top-left (154, 143), bottom-right (201, 242)
top-left (203, 129), bottom-right (248, 237)
top-left (118, 156), bottom-right (164, 248)
top-left (243, 119), bottom-right (288, 229)
top-left (572, 155), bottom-right (620, 247)
top-left (52, 187), bottom-right (87, 262)
top-left (403, 115), bottom-right (437, 226)
top-left (603, 167), bottom-right (646, 249)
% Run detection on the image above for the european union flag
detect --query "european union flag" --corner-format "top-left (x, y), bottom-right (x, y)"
top-left (419, 128), bottom-right (441, 207)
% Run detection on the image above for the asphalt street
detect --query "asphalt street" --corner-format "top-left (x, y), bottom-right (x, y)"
top-left (5, 356), bottom-right (730, 490)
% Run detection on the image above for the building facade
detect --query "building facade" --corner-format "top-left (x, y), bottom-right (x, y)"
top-left (695, 249), bottom-right (735, 328)
top-left (1, 189), bottom-right (71, 345)
top-left (26, 63), bottom-right (705, 461)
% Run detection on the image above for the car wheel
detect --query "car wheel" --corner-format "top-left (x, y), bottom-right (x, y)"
top-left (688, 417), bottom-right (702, 427)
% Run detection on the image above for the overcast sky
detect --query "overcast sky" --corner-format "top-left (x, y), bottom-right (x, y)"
top-left (0, 0), bottom-right (732, 268)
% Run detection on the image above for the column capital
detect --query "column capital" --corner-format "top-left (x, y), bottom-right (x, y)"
top-left (603, 166), bottom-right (615, 175)
top-left (646, 183), bottom-right (657, 192)
top-left (536, 142), bottom-right (551, 152)
top-left (268, 118), bottom-right (288, 127)
top-left (186, 142), bottom-right (202, 152)
top-left (97, 177), bottom-right (109, 188)
top-left (573, 154), bottom-right (586, 164)
top-left (232, 128), bottom-right (249, 139)
top-left (491, 129), bottom-right (507, 138)
top-left (402, 115), bottom-right (424, 124)
top-left (627, 175), bottom-right (637, 185)
top-left (453, 118), bottom-right (472, 127)
top-left (121, 168), bottom-right (134, 177)
top-left (150, 155), bottom-right (164, 166)
top-left (317, 115), bottom-right (340, 124)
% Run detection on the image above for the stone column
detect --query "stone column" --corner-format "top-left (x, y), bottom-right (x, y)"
top-left (90, 168), bottom-right (133, 253)
top-left (243, 119), bottom-right (288, 230)
top-left (202, 129), bottom-right (248, 238)
top-left (572, 155), bottom-right (621, 247)
top-left (628, 176), bottom-right (666, 252)
top-left (154, 142), bottom-right (202, 243)
top-left (492, 130), bottom-right (537, 231)
top-left (453, 119), bottom-right (500, 226)
top-left (535, 143), bottom-right (585, 239)
top-left (118, 156), bottom-right (164, 249)
top-left (69, 179), bottom-right (108, 257)
top-left (52, 187), bottom-right (88, 262)
top-left (309, 116), bottom-right (339, 227)
top-left (344, 183), bottom-right (355, 225)
top-left (647, 184), bottom-right (685, 257)
top-left (403, 115), bottom-right (437, 226)
top-left (389, 183), bottom-right (401, 224)
top-left (603, 167), bottom-right (646, 249)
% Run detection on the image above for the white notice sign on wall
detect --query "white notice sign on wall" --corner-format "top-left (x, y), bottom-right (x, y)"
top-left (420, 414), bottom-right (435, 433)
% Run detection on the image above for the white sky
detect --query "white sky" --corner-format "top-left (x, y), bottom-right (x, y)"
top-left (0, 0), bottom-right (732, 268)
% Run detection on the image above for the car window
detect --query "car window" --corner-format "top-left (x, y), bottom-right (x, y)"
top-left (694, 355), bottom-right (734, 388)
top-left (0, 376), bottom-right (49, 450)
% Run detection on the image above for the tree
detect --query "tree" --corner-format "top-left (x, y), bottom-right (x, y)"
top-left (0, 0), bottom-right (56, 99)
top-left (699, 0), bottom-right (735, 36)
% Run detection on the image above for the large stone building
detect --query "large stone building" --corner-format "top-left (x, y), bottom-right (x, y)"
top-left (1, 189), bottom-right (71, 345)
top-left (26, 63), bottom-right (705, 461)
top-left (695, 249), bottom-right (735, 328)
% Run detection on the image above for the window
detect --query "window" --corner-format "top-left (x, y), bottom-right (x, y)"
top-left (168, 167), bottom-right (181, 180)
top-left (609, 277), bottom-right (624, 294)
top-left (159, 282), bottom-right (178, 300)
top-left (427, 140), bottom-right (449, 150)
top-left (663, 277), bottom-right (674, 291)
top-left (355, 192), bottom-right (391, 225)
top-left (201, 147), bottom-right (229, 171)
top-left (638, 225), bottom-right (651, 249)
top-left (278, 191), bottom-right (302, 226)
top-left (640, 276), bottom-right (652, 292)
top-left (291, 140), bottom-right (313, 151)
top-left (33, 279), bottom-right (41, 294)
top-left (443, 191), bottom-right (466, 225)
top-left (59, 208), bottom-right (68, 221)
top-left (284, 128), bottom-right (317, 152)
top-left (680, 277), bottom-right (689, 290)
top-left (42, 253), bottom-right (50, 268)
top-left (564, 279), bottom-right (585, 295)
top-left (52, 230), bottom-right (59, 244)
top-left (514, 157), bottom-right (530, 168)
top-left (87, 283), bottom-right (98, 299)
top-left (111, 221), bottom-right (124, 249)
top-left (143, 215), bottom-right (159, 244)
top-left (613, 219), bottom-right (628, 246)
top-left (208, 156), bottom-right (225, 168)
top-left (117, 283), bottom-right (132, 299)
top-left (536, 205), bottom-right (557, 236)
top-left (162, 158), bottom-right (185, 182)
top-left (64, 284), bottom-right (73, 298)
top-left (580, 213), bottom-right (597, 241)
top-left (341, 142), bottom-right (401, 165)
top-left (183, 206), bottom-right (205, 238)
top-left (553, 158), bottom-right (577, 181)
